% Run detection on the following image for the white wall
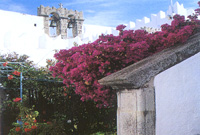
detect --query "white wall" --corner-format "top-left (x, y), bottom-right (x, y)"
top-left (154, 52), bottom-right (200, 135)
top-left (126, 2), bottom-right (194, 30)
top-left (82, 24), bottom-right (118, 42)
top-left (0, 1), bottom-right (195, 67)
top-left (0, 9), bottom-right (114, 67)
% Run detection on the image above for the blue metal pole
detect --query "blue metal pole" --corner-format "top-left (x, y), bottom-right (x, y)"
top-left (20, 72), bottom-right (22, 102)
top-left (17, 72), bottom-right (23, 127)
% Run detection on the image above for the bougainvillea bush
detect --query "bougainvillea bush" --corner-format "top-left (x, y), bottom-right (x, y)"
top-left (50, 3), bottom-right (200, 107)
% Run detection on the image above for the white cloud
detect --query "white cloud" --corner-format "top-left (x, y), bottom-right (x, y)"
top-left (98, 2), bottom-right (117, 7)
top-left (63, 0), bottom-right (107, 6)
top-left (8, 4), bottom-right (27, 13)
top-left (0, 0), bottom-right (28, 13)
top-left (191, 0), bottom-right (199, 5)
top-left (0, 0), bottom-right (12, 3)
top-left (85, 10), bottom-right (95, 13)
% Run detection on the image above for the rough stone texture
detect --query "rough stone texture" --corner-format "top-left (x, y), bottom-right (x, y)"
top-left (37, 5), bottom-right (84, 38)
top-left (117, 78), bottom-right (155, 135)
top-left (99, 33), bottom-right (200, 90)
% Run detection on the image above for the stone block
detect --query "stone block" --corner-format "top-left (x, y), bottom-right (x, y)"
top-left (117, 79), bottom-right (155, 135)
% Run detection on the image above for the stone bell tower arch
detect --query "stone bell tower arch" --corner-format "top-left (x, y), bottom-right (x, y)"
top-left (37, 3), bottom-right (84, 39)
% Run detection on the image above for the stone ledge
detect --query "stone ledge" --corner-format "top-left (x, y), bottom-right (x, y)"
top-left (99, 33), bottom-right (200, 90)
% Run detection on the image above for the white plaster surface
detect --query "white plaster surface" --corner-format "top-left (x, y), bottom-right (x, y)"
top-left (0, 9), bottom-right (115, 67)
top-left (155, 52), bottom-right (200, 135)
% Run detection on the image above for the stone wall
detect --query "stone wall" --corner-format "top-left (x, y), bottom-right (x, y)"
top-left (117, 78), bottom-right (155, 135)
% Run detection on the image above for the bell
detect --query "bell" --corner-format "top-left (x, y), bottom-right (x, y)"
top-left (50, 20), bottom-right (57, 27)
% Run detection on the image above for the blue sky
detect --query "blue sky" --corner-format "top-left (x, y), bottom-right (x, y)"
top-left (0, 0), bottom-right (198, 27)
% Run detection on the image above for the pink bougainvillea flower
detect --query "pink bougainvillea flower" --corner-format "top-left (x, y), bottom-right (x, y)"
top-left (64, 93), bottom-right (67, 96)
top-left (15, 127), bottom-right (20, 132)
top-left (8, 75), bottom-right (13, 80)
top-left (63, 86), bottom-right (67, 91)
top-left (33, 119), bottom-right (37, 123)
top-left (13, 71), bottom-right (20, 76)
top-left (116, 24), bottom-right (126, 31)
top-left (3, 61), bottom-right (8, 67)
top-left (13, 97), bottom-right (22, 102)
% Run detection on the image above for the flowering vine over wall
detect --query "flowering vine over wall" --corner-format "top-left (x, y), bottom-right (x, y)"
top-left (50, 2), bottom-right (200, 107)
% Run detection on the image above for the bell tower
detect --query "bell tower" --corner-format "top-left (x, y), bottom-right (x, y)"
top-left (37, 3), bottom-right (84, 39)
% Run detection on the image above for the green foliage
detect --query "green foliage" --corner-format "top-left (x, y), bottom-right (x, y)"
top-left (0, 52), bottom-right (117, 135)
top-left (8, 97), bottom-right (39, 135)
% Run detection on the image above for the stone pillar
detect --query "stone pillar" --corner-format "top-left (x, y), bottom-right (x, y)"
top-left (56, 20), bottom-right (61, 36)
top-left (77, 20), bottom-right (84, 37)
top-left (60, 19), bottom-right (68, 39)
top-left (117, 78), bottom-right (155, 135)
top-left (72, 21), bottom-right (78, 37)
